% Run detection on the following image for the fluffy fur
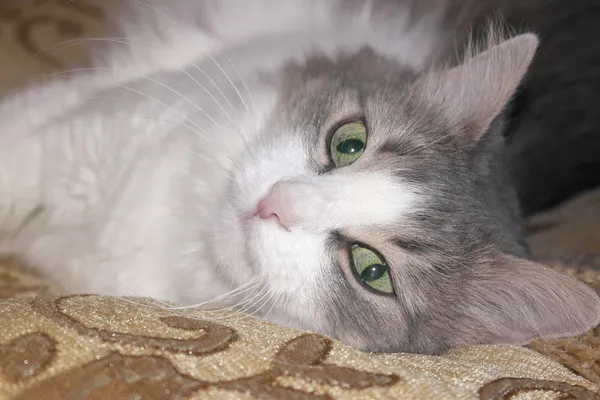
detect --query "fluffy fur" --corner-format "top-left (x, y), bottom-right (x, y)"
top-left (0, 0), bottom-right (598, 354)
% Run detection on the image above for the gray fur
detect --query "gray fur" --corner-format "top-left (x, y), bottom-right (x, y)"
top-left (263, 35), bottom-right (600, 354)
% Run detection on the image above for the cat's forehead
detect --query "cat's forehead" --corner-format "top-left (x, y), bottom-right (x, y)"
top-left (277, 52), bottom-right (455, 151)
top-left (278, 47), bottom-right (418, 103)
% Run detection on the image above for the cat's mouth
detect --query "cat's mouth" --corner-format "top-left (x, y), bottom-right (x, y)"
top-left (255, 215), bottom-right (291, 232)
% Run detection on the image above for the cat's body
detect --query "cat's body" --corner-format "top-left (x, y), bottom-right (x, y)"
top-left (0, 0), bottom-right (599, 354)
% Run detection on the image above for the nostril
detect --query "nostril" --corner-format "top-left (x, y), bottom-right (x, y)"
top-left (254, 196), bottom-right (290, 230)
top-left (255, 197), bottom-right (272, 219)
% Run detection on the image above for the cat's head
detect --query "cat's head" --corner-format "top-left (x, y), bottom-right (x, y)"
top-left (211, 33), bottom-right (600, 354)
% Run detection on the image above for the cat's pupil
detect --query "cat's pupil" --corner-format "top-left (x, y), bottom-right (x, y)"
top-left (360, 264), bottom-right (387, 282)
top-left (336, 139), bottom-right (364, 154)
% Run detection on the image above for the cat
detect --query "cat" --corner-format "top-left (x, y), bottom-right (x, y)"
top-left (0, 0), bottom-right (598, 355)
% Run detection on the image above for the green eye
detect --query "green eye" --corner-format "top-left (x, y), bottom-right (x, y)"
top-left (329, 121), bottom-right (367, 167)
top-left (350, 245), bottom-right (394, 295)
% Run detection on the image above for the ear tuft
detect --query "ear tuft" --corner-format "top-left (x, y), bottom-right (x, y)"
top-left (425, 33), bottom-right (538, 143)
top-left (456, 252), bottom-right (600, 347)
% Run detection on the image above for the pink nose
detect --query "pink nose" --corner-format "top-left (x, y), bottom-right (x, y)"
top-left (255, 188), bottom-right (291, 230)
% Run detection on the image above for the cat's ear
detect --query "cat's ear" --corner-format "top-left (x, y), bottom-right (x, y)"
top-left (426, 34), bottom-right (538, 143)
top-left (458, 252), bottom-right (600, 346)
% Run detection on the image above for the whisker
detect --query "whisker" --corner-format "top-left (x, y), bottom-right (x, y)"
top-left (116, 295), bottom-right (172, 309)
top-left (261, 290), bottom-right (282, 322)
top-left (130, 115), bottom-right (212, 136)
top-left (43, 72), bottom-right (241, 172)
top-left (177, 67), bottom-right (256, 155)
top-left (179, 67), bottom-right (235, 124)
top-left (37, 78), bottom-right (244, 183)
top-left (249, 288), bottom-right (279, 319)
top-left (36, 37), bottom-right (146, 58)
top-left (226, 285), bottom-right (273, 320)
top-left (38, 0), bottom-right (182, 57)
top-left (187, 64), bottom-right (252, 145)
top-left (214, 287), bottom-right (264, 316)
top-left (186, 64), bottom-right (262, 167)
top-left (192, 64), bottom-right (237, 114)
top-left (120, 274), bottom-right (264, 315)
top-left (162, 277), bottom-right (260, 310)
top-left (130, 0), bottom-right (176, 24)
top-left (138, 76), bottom-right (228, 136)
top-left (402, 130), bottom-right (455, 156)
top-left (126, 0), bottom-right (254, 133)
top-left (209, 284), bottom-right (269, 321)
top-left (208, 53), bottom-right (252, 118)
top-left (131, 116), bottom-right (231, 166)
top-left (416, 241), bottom-right (471, 272)
top-left (193, 279), bottom-right (265, 317)
top-left (39, 67), bottom-right (114, 78)
top-left (114, 84), bottom-right (231, 157)
top-left (223, 52), bottom-right (255, 117)
top-left (119, 280), bottom-right (256, 314)
top-left (37, 72), bottom-right (201, 137)
top-left (48, 62), bottom-right (254, 167)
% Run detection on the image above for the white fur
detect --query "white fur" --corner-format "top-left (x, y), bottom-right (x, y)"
top-left (0, 0), bottom-right (436, 322)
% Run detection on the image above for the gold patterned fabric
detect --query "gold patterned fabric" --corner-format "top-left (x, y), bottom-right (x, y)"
top-left (1, 2), bottom-right (600, 399)
top-left (0, 0), bottom-right (111, 94)
top-left (1, 258), bottom-right (600, 400)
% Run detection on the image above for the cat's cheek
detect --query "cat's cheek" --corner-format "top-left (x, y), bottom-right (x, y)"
top-left (246, 221), bottom-right (327, 294)
top-left (208, 203), bottom-right (256, 286)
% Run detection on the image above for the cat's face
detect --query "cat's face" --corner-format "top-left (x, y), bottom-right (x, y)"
top-left (210, 34), bottom-right (600, 354)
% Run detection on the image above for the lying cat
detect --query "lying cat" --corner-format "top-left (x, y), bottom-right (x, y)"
top-left (0, 0), bottom-right (598, 354)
